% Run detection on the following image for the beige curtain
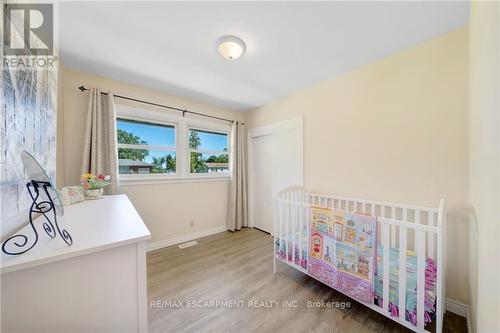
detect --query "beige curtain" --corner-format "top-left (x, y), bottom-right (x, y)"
top-left (81, 88), bottom-right (119, 194)
top-left (227, 121), bottom-right (248, 231)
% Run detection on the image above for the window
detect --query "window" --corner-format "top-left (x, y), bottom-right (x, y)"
top-left (115, 106), bottom-right (232, 183)
top-left (189, 129), bottom-right (229, 174)
top-left (117, 118), bottom-right (176, 175)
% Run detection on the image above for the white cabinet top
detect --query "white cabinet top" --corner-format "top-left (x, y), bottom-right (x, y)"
top-left (1, 194), bottom-right (151, 274)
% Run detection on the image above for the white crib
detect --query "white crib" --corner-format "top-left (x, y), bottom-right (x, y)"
top-left (273, 186), bottom-right (446, 333)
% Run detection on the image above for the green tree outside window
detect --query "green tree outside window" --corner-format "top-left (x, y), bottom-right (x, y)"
top-left (117, 129), bottom-right (149, 161)
top-left (189, 131), bottom-right (207, 173)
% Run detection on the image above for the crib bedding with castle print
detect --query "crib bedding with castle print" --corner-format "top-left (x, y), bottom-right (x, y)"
top-left (307, 207), bottom-right (377, 303)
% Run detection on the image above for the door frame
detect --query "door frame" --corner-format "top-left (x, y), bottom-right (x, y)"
top-left (247, 116), bottom-right (304, 232)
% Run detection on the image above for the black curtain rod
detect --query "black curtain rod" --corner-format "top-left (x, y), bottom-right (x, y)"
top-left (77, 85), bottom-right (241, 124)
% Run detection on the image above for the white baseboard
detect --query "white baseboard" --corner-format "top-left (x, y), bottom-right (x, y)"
top-left (147, 224), bottom-right (228, 252)
top-left (446, 298), bottom-right (468, 318)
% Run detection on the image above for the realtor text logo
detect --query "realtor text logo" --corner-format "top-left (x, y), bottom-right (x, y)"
top-left (3, 3), bottom-right (53, 56)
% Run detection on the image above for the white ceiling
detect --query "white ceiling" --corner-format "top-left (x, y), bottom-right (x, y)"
top-left (59, 1), bottom-right (469, 111)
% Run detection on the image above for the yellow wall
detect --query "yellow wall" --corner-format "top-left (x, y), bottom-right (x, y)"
top-left (58, 65), bottom-right (245, 243)
top-left (246, 28), bottom-right (469, 303)
top-left (468, 1), bottom-right (500, 332)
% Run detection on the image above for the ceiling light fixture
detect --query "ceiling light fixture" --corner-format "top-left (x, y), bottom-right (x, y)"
top-left (217, 35), bottom-right (246, 61)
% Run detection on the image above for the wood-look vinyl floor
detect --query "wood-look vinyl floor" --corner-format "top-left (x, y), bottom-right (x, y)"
top-left (147, 228), bottom-right (466, 333)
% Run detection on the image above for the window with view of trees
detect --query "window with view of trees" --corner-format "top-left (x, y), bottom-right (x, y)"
top-left (116, 111), bottom-right (231, 180)
top-left (189, 129), bottom-right (229, 174)
top-left (117, 118), bottom-right (176, 175)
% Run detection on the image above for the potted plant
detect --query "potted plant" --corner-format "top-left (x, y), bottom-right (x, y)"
top-left (80, 173), bottom-right (111, 199)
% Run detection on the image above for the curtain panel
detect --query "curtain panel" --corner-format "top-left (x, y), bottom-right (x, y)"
top-left (227, 121), bottom-right (248, 231)
top-left (81, 88), bottom-right (119, 194)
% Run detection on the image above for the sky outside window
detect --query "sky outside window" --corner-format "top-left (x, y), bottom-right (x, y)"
top-left (117, 119), bottom-right (228, 163)
top-left (190, 129), bottom-right (228, 151)
top-left (117, 118), bottom-right (175, 147)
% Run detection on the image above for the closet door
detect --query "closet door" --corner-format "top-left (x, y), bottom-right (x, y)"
top-left (251, 134), bottom-right (274, 233)
top-left (270, 129), bottom-right (303, 200)
top-left (250, 118), bottom-right (303, 234)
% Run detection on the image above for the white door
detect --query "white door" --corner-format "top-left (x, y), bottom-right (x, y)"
top-left (251, 134), bottom-right (274, 233)
top-left (250, 119), bottom-right (303, 234)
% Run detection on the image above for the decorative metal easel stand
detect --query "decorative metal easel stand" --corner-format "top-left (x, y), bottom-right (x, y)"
top-left (2, 180), bottom-right (73, 255)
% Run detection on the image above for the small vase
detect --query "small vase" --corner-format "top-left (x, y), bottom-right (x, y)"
top-left (85, 188), bottom-right (103, 199)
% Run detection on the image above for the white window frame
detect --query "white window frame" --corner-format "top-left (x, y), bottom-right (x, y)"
top-left (188, 127), bottom-right (230, 176)
top-left (116, 104), bottom-right (231, 185)
top-left (117, 116), bottom-right (178, 177)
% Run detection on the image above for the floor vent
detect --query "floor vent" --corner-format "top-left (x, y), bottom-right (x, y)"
top-left (178, 241), bottom-right (198, 249)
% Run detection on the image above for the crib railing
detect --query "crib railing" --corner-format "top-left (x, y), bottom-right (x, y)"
top-left (274, 186), bottom-right (446, 333)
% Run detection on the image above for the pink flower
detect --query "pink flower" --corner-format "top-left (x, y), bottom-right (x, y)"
top-left (84, 183), bottom-right (90, 189)
top-left (97, 174), bottom-right (105, 180)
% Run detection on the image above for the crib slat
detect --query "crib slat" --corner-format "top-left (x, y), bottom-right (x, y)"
top-left (416, 229), bottom-right (426, 330)
top-left (292, 203), bottom-right (296, 266)
top-left (280, 201), bottom-right (284, 259)
top-left (437, 206), bottom-right (445, 333)
top-left (275, 200), bottom-right (283, 255)
top-left (391, 206), bottom-right (396, 247)
top-left (273, 200), bottom-right (277, 273)
top-left (280, 200), bottom-right (284, 255)
top-left (382, 223), bottom-right (390, 313)
top-left (295, 204), bottom-right (299, 264)
top-left (398, 226), bottom-right (407, 321)
top-left (303, 205), bottom-right (306, 263)
top-left (284, 201), bottom-right (288, 261)
top-left (428, 212), bottom-right (435, 260)
top-left (304, 204), bottom-right (308, 255)
top-left (286, 201), bottom-right (290, 262)
top-left (299, 204), bottom-right (303, 264)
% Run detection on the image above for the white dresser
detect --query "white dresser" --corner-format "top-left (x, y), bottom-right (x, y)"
top-left (1, 194), bottom-right (151, 332)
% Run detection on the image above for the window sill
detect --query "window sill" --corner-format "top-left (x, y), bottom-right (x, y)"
top-left (119, 174), bottom-right (231, 186)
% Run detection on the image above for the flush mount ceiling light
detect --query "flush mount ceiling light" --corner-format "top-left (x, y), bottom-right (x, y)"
top-left (217, 35), bottom-right (246, 61)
